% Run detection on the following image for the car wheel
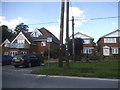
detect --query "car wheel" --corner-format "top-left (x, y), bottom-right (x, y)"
top-left (28, 63), bottom-right (32, 67)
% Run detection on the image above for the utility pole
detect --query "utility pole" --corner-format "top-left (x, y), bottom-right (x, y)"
top-left (66, 0), bottom-right (69, 68)
top-left (72, 16), bottom-right (75, 62)
top-left (59, 0), bottom-right (65, 68)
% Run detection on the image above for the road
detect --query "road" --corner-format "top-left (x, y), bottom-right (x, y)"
top-left (2, 65), bottom-right (119, 88)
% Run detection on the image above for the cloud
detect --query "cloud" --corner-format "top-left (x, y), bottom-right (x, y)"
top-left (45, 7), bottom-right (86, 43)
top-left (45, 25), bottom-right (60, 39)
top-left (56, 7), bottom-right (86, 42)
top-left (70, 7), bottom-right (86, 27)
top-left (58, 7), bottom-right (86, 29)
top-left (112, 21), bottom-right (117, 25)
top-left (0, 16), bottom-right (23, 30)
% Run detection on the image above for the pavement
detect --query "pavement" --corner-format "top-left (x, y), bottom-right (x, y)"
top-left (2, 65), bottom-right (119, 88)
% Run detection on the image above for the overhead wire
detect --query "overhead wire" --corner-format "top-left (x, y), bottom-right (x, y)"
top-left (73, 16), bottom-right (120, 21)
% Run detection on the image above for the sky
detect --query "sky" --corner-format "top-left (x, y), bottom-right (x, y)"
top-left (1, 1), bottom-right (119, 43)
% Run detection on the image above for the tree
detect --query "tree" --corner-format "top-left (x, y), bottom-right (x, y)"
top-left (14, 23), bottom-right (29, 34)
top-left (68, 38), bottom-right (83, 61)
top-left (0, 25), bottom-right (15, 42)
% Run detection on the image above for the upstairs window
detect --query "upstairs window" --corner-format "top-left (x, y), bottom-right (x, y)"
top-left (83, 40), bottom-right (90, 44)
top-left (4, 43), bottom-right (9, 47)
top-left (31, 30), bottom-right (42, 37)
top-left (41, 41), bottom-right (46, 46)
top-left (32, 32), bottom-right (40, 37)
top-left (104, 38), bottom-right (116, 43)
top-left (17, 40), bottom-right (25, 44)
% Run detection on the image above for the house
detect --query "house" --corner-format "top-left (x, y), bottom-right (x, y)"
top-left (70, 32), bottom-right (95, 56)
top-left (1, 27), bottom-right (59, 57)
top-left (97, 29), bottom-right (120, 56)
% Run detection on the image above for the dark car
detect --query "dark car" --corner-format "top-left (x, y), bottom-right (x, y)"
top-left (12, 55), bottom-right (41, 68)
top-left (2, 55), bottom-right (13, 66)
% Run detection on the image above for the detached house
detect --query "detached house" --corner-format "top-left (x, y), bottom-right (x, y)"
top-left (70, 32), bottom-right (95, 56)
top-left (1, 27), bottom-right (59, 56)
top-left (97, 29), bottom-right (120, 56)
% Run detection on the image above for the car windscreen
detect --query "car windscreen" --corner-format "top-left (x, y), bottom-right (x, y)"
top-left (13, 55), bottom-right (25, 60)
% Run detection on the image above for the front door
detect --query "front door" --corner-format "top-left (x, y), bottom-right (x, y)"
top-left (103, 47), bottom-right (110, 56)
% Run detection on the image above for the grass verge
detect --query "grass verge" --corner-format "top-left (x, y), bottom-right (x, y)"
top-left (31, 61), bottom-right (119, 79)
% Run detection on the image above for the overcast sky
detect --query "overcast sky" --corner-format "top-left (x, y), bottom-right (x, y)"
top-left (1, 1), bottom-right (119, 42)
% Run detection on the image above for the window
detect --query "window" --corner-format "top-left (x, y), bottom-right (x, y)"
top-left (31, 31), bottom-right (41, 37)
top-left (41, 41), bottom-right (46, 46)
top-left (83, 40), bottom-right (90, 44)
top-left (4, 43), bottom-right (9, 47)
top-left (4, 52), bottom-right (9, 55)
top-left (17, 40), bottom-right (25, 44)
top-left (83, 48), bottom-right (92, 54)
top-left (10, 51), bottom-right (18, 57)
top-left (112, 48), bottom-right (118, 54)
top-left (104, 38), bottom-right (116, 43)
top-left (20, 51), bottom-right (27, 54)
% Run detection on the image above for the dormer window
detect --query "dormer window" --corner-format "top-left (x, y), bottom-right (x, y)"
top-left (32, 32), bottom-right (40, 37)
top-left (31, 29), bottom-right (42, 37)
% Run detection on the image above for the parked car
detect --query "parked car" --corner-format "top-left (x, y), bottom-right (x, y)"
top-left (12, 55), bottom-right (41, 68)
top-left (2, 55), bottom-right (13, 66)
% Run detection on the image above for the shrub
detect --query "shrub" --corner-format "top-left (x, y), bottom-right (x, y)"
top-left (104, 54), bottom-right (120, 61)
top-left (33, 54), bottom-right (47, 63)
top-left (50, 47), bottom-right (59, 59)
top-left (44, 47), bottom-right (59, 59)
top-left (74, 55), bottom-right (82, 61)
top-left (88, 55), bottom-right (104, 61)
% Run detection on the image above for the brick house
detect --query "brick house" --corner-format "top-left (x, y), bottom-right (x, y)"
top-left (1, 27), bottom-right (59, 57)
top-left (70, 32), bottom-right (95, 56)
top-left (97, 29), bottom-right (120, 56)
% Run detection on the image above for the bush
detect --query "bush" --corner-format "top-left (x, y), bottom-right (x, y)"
top-left (44, 47), bottom-right (59, 59)
top-left (74, 55), bottom-right (82, 61)
top-left (104, 54), bottom-right (120, 61)
top-left (88, 55), bottom-right (104, 61)
top-left (50, 47), bottom-right (59, 59)
top-left (33, 54), bottom-right (47, 63)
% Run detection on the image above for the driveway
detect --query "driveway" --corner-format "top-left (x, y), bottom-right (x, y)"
top-left (2, 65), bottom-right (119, 88)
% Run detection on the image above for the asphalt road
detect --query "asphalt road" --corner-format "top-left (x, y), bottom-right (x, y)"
top-left (2, 65), bottom-right (119, 88)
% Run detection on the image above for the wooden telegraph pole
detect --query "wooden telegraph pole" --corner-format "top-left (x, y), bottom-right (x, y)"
top-left (72, 16), bottom-right (75, 62)
top-left (59, 0), bottom-right (65, 68)
top-left (66, 0), bottom-right (69, 67)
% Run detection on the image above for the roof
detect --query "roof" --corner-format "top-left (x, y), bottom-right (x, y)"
top-left (31, 27), bottom-right (59, 44)
top-left (101, 29), bottom-right (120, 37)
top-left (70, 32), bottom-right (94, 39)
top-left (11, 32), bottom-right (31, 44)
top-left (22, 31), bottom-right (34, 43)
top-left (2, 27), bottom-right (59, 45)
top-left (1, 39), bottom-right (10, 46)
top-left (97, 29), bottom-right (120, 43)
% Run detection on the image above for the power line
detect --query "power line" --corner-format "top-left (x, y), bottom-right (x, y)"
top-left (3, 16), bottom-right (119, 26)
top-left (73, 16), bottom-right (120, 21)
top-left (27, 21), bottom-right (58, 26)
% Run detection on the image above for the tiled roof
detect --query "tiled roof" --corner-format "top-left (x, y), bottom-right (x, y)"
top-left (70, 32), bottom-right (94, 39)
top-left (101, 29), bottom-right (120, 37)
top-left (22, 31), bottom-right (34, 43)
top-left (97, 29), bottom-right (120, 43)
top-left (23, 27), bottom-right (59, 44)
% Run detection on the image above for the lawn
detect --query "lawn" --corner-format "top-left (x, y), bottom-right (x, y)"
top-left (31, 61), bottom-right (119, 79)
